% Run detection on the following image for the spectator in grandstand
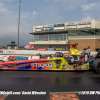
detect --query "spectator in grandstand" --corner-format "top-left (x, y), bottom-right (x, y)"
top-left (54, 47), bottom-right (56, 51)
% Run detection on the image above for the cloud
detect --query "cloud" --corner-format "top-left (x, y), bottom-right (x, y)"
top-left (0, 25), bottom-right (17, 36)
top-left (56, 16), bottom-right (63, 22)
top-left (45, 0), bottom-right (50, 1)
top-left (0, 2), bottom-right (33, 46)
top-left (0, 8), bottom-right (11, 13)
top-left (53, 0), bottom-right (61, 4)
top-left (52, 0), bottom-right (89, 11)
top-left (0, 2), bottom-right (11, 14)
top-left (21, 12), bottom-right (29, 19)
top-left (7, 0), bottom-right (11, 1)
top-left (31, 11), bottom-right (39, 20)
top-left (81, 3), bottom-right (97, 11)
top-left (81, 16), bottom-right (93, 21)
top-left (7, 0), bottom-right (16, 1)
top-left (0, 2), bottom-right (3, 7)
top-left (20, 11), bottom-right (39, 20)
top-left (0, 0), bottom-right (100, 46)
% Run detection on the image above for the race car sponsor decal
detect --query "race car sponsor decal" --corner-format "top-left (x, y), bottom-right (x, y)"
top-left (0, 65), bottom-right (4, 68)
top-left (82, 63), bottom-right (89, 70)
top-left (65, 68), bottom-right (75, 70)
top-left (31, 63), bottom-right (55, 69)
top-left (63, 64), bottom-right (69, 69)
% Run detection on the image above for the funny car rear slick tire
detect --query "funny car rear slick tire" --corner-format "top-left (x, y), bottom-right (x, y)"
top-left (92, 59), bottom-right (100, 73)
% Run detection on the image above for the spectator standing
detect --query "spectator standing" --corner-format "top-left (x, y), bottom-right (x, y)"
top-left (86, 46), bottom-right (91, 58)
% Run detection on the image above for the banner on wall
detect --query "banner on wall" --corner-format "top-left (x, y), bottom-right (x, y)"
top-left (37, 48), bottom-right (46, 51)
top-left (44, 25), bottom-right (53, 28)
top-left (65, 22), bottom-right (77, 26)
top-left (24, 45), bottom-right (34, 49)
top-left (78, 25), bottom-right (91, 28)
top-left (35, 26), bottom-right (43, 28)
top-left (78, 21), bottom-right (91, 24)
top-left (7, 56), bottom-right (28, 61)
top-left (55, 48), bottom-right (66, 51)
top-left (35, 29), bottom-right (43, 31)
top-left (0, 50), bottom-right (3, 53)
top-left (63, 52), bottom-right (71, 56)
top-left (48, 48), bottom-right (54, 51)
top-left (65, 26), bottom-right (77, 29)
top-left (44, 28), bottom-right (53, 31)
top-left (54, 27), bottom-right (64, 30)
top-left (54, 24), bottom-right (64, 27)
top-left (5, 50), bottom-right (14, 53)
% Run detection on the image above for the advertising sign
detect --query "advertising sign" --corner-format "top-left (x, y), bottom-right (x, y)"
top-left (7, 56), bottom-right (28, 61)
top-left (24, 45), bottom-right (34, 49)
top-left (54, 27), bottom-right (64, 30)
top-left (0, 50), bottom-right (3, 53)
top-left (48, 48), bottom-right (54, 51)
top-left (37, 48), bottom-right (46, 51)
top-left (55, 48), bottom-right (66, 51)
top-left (5, 50), bottom-right (14, 53)
top-left (44, 28), bottom-right (53, 31)
top-left (65, 22), bottom-right (77, 26)
top-left (35, 26), bottom-right (43, 28)
top-left (63, 52), bottom-right (71, 56)
top-left (78, 25), bottom-right (91, 28)
top-left (54, 24), bottom-right (64, 27)
top-left (35, 29), bottom-right (43, 31)
top-left (78, 21), bottom-right (91, 25)
top-left (65, 26), bottom-right (77, 29)
top-left (44, 25), bottom-right (53, 28)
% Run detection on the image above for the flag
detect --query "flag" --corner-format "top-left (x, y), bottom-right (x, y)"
top-left (24, 45), bottom-right (34, 49)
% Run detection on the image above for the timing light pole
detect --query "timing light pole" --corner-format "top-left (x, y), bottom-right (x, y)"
top-left (17, 0), bottom-right (21, 48)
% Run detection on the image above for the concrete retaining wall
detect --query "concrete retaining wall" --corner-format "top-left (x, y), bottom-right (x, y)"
top-left (0, 49), bottom-right (97, 61)
top-left (0, 55), bottom-right (39, 61)
top-left (1, 50), bottom-right (69, 55)
top-left (1, 49), bottom-right (97, 55)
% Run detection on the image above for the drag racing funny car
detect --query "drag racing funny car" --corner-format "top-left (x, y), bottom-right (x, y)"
top-left (0, 47), bottom-right (100, 73)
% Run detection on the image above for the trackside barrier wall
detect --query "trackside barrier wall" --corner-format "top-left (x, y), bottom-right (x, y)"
top-left (0, 50), bottom-right (97, 61)
top-left (2, 50), bottom-right (70, 55)
top-left (1, 50), bottom-right (97, 55)
top-left (0, 55), bottom-right (39, 61)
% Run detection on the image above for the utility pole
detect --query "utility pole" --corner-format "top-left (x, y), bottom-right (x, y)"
top-left (17, 0), bottom-right (21, 48)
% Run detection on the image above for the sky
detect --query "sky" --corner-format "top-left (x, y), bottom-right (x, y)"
top-left (0, 0), bottom-right (100, 46)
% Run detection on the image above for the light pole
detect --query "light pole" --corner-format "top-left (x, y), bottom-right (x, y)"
top-left (18, 0), bottom-right (21, 48)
